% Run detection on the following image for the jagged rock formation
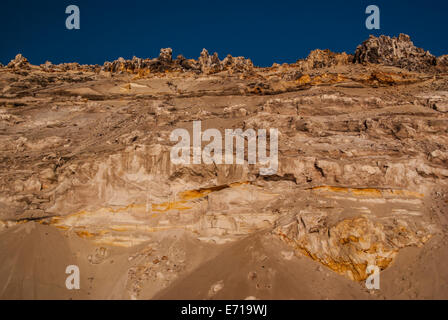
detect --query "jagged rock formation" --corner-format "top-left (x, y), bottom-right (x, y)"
top-left (353, 34), bottom-right (437, 72)
top-left (1, 34), bottom-right (448, 299)
top-left (5, 34), bottom-right (445, 77)
top-left (102, 48), bottom-right (253, 75)
top-left (7, 54), bottom-right (30, 69)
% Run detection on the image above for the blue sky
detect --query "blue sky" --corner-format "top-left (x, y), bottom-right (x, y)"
top-left (1, 0), bottom-right (447, 67)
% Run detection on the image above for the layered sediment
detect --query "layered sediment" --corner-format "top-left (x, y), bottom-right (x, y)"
top-left (1, 34), bottom-right (448, 299)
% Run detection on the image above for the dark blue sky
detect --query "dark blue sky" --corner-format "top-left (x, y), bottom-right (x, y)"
top-left (1, 0), bottom-right (447, 67)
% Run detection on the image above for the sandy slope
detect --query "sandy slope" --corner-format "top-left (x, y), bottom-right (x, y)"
top-left (154, 232), bottom-right (372, 300)
top-left (0, 222), bottom-right (83, 299)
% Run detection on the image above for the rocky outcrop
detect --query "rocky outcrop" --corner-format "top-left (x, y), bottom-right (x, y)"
top-left (158, 48), bottom-right (173, 62)
top-left (5, 34), bottom-right (443, 76)
top-left (221, 54), bottom-right (254, 73)
top-left (7, 54), bottom-right (30, 69)
top-left (353, 34), bottom-right (437, 72)
top-left (197, 49), bottom-right (221, 73)
top-left (194, 49), bottom-right (253, 74)
top-left (101, 47), bottom-right (253, 75)
top-left (298, 49), bottom-right (352, 70)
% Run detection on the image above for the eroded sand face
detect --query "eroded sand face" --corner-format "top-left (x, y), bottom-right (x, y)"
top-left (1, 35), bottom-right (448, 299)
